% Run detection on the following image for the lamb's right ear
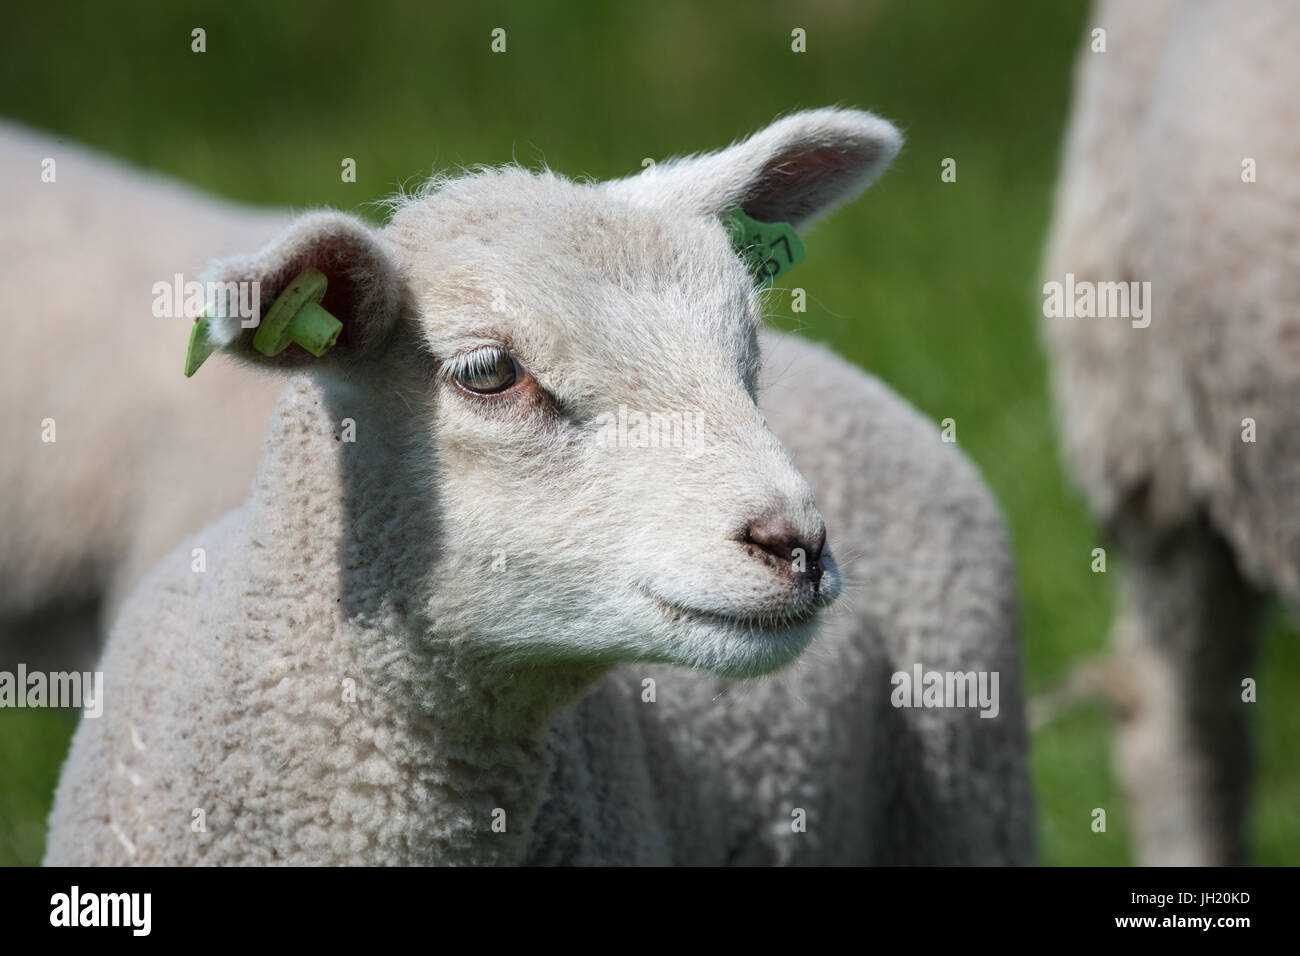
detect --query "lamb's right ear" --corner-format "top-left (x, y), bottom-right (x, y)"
top-left (192, 210), bottom-right (406, 374)
top-left (606, 107), bottom-right (903, 228)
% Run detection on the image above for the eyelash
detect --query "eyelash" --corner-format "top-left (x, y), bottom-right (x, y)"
top-left (439, 345), bottom-right (573, 421)
top-left (442, 346), bottom-right (511, 384)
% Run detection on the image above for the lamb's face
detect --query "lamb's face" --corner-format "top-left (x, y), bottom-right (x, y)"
top-left (203, 108), bottom-right (900, 677)
top-left (386, 172), bottom-right (837, 676)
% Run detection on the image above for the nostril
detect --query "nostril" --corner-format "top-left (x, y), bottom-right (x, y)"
top-left (742, 518), bottom-right (797, 562)
top-left (742, 517), bottom-right (826, 583)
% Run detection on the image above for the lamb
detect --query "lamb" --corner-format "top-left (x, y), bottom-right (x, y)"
top-left (0, 121), bottom-right (284, 673)
top-left (1042, 0), bottom-right (1300, 865)
top-left (46, 108), bottom-right (1034, 865)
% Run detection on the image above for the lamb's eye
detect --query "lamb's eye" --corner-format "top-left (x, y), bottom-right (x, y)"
top-left (450, 348), bottom-right (520, 395)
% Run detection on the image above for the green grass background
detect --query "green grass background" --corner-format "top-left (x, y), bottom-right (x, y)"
top-left (1, 0), bottom-right (1296, 865)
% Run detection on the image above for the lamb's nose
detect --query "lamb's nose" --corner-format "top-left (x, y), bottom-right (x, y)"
top-left (742, 517), bottom-right (826, 585)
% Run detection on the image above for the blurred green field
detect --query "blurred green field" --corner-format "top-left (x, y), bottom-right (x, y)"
top-left (2, 0), bottom-right (1296, 866)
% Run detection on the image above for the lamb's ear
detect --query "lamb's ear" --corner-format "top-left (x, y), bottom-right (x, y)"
top-left (607, 107), bottom-right (902, 227)
top-left (196, 210), bottom-right (406, 372)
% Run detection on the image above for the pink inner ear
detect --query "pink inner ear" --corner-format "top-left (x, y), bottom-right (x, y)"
top-left (743, 145), bottom-right (872, 225)
top-left (312, 240), bottom-right (364, 348)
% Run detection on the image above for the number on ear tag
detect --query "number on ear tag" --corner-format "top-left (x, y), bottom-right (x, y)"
top-left (722, 206), bottom-right (806, 284)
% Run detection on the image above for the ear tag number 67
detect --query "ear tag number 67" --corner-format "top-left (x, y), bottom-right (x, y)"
top-left (722, 206), bottom-right (806, 285)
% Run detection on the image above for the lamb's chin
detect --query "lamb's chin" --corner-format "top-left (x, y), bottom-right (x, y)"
top-left (645, 604), bottom-right (828, 678)
top-left (701, 615), bottom-right (823, 678)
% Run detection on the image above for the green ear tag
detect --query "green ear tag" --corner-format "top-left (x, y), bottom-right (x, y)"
top-left (252, 268), bottom-right (342, 359)
top-left (182, 267), bottom-right (343, 377)
top-left (722, 206), bottom-right (806, 284)
top-left (183, 316), bottom-right (217, 378)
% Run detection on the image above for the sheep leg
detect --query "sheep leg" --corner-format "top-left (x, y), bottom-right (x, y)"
top-left (1109, 516), bottom-right (1261, 866)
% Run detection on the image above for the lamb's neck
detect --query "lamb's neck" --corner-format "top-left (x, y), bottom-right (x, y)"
top-left (366, 658), bottom-right (601, 865)
top-left (243, 375), bottom-right (602, 864)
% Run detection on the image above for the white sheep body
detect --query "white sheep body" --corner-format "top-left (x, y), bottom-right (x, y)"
top-left (45, 110), bottom-right (1033, 865)
top-left (0, 121), bottom-right (285, 671)
top-left (1043, 0), bottom-right (1300, 864)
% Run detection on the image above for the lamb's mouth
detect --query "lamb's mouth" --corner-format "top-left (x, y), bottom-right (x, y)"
top-left (642, 588), bottom-right (832, 632)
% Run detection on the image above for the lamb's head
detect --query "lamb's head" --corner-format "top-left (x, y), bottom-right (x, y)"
top-left (202, 108), bottom-right (901, 678)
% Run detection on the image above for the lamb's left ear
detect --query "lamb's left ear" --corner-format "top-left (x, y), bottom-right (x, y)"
top-left (196, 210), bottom-right (407, 373)
top-left (606, 107), bottom-right (902, 227)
